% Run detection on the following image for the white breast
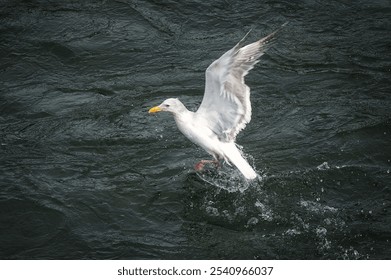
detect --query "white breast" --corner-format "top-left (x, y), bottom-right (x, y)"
top-left (174, 113), bottom-right (223, 158)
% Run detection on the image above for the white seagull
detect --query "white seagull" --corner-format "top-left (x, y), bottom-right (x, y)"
top-left (149, 28), bottom-right (280, 180)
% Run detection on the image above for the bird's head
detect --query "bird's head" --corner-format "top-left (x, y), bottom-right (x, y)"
top-left (148, 98), bottom-right (185, 114)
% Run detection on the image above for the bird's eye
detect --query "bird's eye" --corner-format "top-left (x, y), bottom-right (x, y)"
top-left (165, 104), bottom-right (170, 107)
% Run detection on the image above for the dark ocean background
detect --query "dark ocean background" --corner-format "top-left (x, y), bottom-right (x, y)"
top-left (0, 0), bottom-right (390, 259)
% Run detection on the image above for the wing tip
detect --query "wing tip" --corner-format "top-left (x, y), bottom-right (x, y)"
top-left (259, 21), bottom-right (289, 44)
top-left (234, 29), bottom-right (253, 50)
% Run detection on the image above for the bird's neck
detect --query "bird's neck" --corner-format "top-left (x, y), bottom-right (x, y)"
top-left (172, 104), bottom-right (194, 129)
top-left (172, 101), bottom-right (191, 117)
top-left (173, 107), bottom-right (192, 121)
top-left (173, 109), bottom-right (195, 141)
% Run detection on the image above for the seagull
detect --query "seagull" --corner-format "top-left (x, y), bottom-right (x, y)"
top-left (149, 28), bottom-right (281, 180)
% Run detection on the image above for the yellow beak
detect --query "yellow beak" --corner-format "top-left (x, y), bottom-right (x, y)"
top-left (148, 106), bottom-right (161, 113)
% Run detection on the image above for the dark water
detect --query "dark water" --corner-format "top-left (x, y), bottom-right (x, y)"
top-left (1, 0), bottom-right (390, 259)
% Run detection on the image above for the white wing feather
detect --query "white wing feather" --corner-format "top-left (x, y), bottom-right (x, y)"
top-left (196, 30), bottom-right (278, 142)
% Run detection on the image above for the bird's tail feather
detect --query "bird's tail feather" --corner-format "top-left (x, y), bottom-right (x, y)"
top-left (223, 143), bottom-right (257, 180)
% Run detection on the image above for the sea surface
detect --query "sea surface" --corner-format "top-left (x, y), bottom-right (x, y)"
top-left (0, 0), bottom-right (390, 259)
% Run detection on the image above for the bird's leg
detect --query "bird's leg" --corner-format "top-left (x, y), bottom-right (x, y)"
top-left (194, 159), bottom-right (220, 171)
top-left (194, 160), bottom-right (211, 171)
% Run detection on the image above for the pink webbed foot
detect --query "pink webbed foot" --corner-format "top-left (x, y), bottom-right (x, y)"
top-left (194, 160), bottom-right (220, 172)
top-left (194, 161), bottom-right (205, 171)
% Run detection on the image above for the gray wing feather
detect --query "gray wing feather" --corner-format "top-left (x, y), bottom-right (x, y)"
top-left (196, 29), bottom-right (280, 142)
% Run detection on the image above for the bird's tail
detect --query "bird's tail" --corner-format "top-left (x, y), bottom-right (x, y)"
top-left (223, 143), bottom-right (257, 180)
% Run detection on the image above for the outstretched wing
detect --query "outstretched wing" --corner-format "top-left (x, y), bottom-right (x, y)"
top-left (196, 29), bottom-right (279, 142)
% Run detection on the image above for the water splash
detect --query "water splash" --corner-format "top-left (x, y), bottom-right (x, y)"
top-left (194, 164), bottom-right (262, 193)
top-left (317, 162), bottom-right (330, 170)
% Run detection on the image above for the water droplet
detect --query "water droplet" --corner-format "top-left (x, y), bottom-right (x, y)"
top-left (247, 217), bottom-right (259, 226)
top-left (316, 227), bottom-right (327, 236)
top-left (205, 206), bottom-right (219, 216)
top-left (286, 229), bottom-right (301, 236)
top-left (317, 162), bottom-right (330, 170)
